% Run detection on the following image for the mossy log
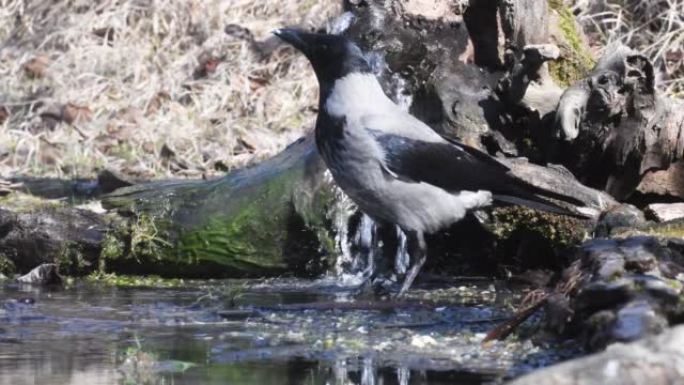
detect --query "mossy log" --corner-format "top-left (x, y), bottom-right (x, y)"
top-left (0, 136), bottom-right (609, 279)
top-left (100, 135), bottom-right (342, 277)
top-left (0, 136), bottom-right (343, 278)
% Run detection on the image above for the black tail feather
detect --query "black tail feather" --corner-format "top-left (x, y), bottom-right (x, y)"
top-left (492, 193), bottom-right (590, 219)
top-left (513, 179), bottom-right (586, 207)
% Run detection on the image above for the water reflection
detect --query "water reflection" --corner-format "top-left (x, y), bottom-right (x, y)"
top-left (0, 279), bottom-right (581, 385)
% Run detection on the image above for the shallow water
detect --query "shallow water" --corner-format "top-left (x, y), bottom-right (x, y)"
top-left (0, 278), bottom-right (581, 385)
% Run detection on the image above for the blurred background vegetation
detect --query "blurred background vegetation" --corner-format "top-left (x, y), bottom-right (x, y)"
top-left (0, 0), bottom-right (681, 181)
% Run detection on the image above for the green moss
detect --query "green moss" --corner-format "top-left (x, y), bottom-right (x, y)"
top-left (100, 229), bottom-right (126, 261)
top-left (57, 242), bottom-right (92, 275)
top-left (86, 271), bottom-right (184, 288)
top-left (640, 219), bottom-right (684, 238)
top-left (177, 176), bottom-right (294, 273)
top-left (0, 253), bottom-right (16, 276)
top-left (98, 230), bottom-right (126, 271)
top-left (172, 161), bottom-right (342, 276)
top-left (118, 338), bottom-right (196, 383)
top-left (95, 178), bottom-right (294, 276)
top-left (0, 191), bottom-right (62, 213)
top-left (294, 179), bottom-right (340, 258)
top-left (130, 213), bottom-right (172, 261)
top-left (548, 60), bottom-right (583, 88)
top-left (102, 146), bottom-right (339, 277)
top-left (490, 206), bottom-right (586, 248)
top-left (612, 218), bottom-right (684, 239)
top-left (547, 0), bottom-right (595, 87)
top-left (667, 279), bottom-right (683, 291)
top-left (315, 228), bottom-right (337, 263)
top-left (96, 213), bottom-right (176, 273)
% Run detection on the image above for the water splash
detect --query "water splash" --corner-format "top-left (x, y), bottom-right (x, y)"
top-left (352, 213), bottom-right (378, 279)
top-left (332, 358), bottom-right (349, 384)
top-left (327, 12), bottom-right (356, 35)
top-left (362, 357), bottom-right (376, 385)
top-left (397, 366), bottom-right (411, 385)
top-left (315, 169), bottom-right (414, 290)
top-left (319, 171), bottom-right (367, 288)
top-left (395, 226), bottom-right (409, 276)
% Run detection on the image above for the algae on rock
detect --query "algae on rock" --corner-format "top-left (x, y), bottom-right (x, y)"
top-left (547, 0), bottom-right (595, 87)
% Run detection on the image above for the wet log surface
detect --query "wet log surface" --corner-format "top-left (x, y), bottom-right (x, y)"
top-left (0, 203), bottom-right (107, 276)
top-left (553, 234), bottom-right (684, 350)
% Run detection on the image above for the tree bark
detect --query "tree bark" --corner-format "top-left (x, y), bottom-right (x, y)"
top-left (553, 44), bottom-right (684, 200)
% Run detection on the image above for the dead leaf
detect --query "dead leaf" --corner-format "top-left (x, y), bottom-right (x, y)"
top-left (142, 141), bottom-right (156, 154)
top-left (118, 106), bottom-right (143, 123)
top-left (105, 121), bottom-right (133, 142)
top-left (0, 106), bottom-right (8, 124)
top-left (93, 27), bottom-right (115, 45)
top-left (193, 56), bottom-right (222, 79)
top-left (160, 143), bottom-right (176, 159)
top-left (248, 74), bottom-right (269, 90)
top-left (204, 58), bottom-right (220, 73)
top-left (39, 103), bottom-right (92, 138)
top-left (23, 56), bottom-right (49, 79)
top-left (38, 139), bottom-right (62, 165)
top-left (146, 91), bottom-right (170, 115)
top-left (62, 103), bottom-right (93, 124)
top-left (105, 107), bottom-right (142, 141)
top-left (121, 164), bottom-right (156, 179)
top-left (237, 137), bottom-right (257, 153)
top-left (94, 133), bottom-right (119, 153)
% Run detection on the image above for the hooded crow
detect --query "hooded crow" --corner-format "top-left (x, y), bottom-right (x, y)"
top-left (274, 28), bottom-right (586, 295)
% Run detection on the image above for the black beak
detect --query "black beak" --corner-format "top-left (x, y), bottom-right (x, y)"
top-left (273, 28), bottom-right (310, 53)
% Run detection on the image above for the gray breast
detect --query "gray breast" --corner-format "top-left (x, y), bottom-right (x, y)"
top-left (321, 132), bottom-right (492, 233)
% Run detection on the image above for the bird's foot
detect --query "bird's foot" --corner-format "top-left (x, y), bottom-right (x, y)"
top-left (352, 274), bottom-right (397, 298)
top-left (394, 277), bottom-right (414, 298)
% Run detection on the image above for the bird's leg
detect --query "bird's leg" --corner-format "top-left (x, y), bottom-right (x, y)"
top-left (397, 230), bottom-right (426, 296)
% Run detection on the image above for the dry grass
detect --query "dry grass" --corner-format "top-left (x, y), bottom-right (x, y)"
top-left (0, 0), bottom-right (339, 179)
top-left (572, 0), bottom-right (684, 97)
top-left (1, 1), bottom-right (680, 180)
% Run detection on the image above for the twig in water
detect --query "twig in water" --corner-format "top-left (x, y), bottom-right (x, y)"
top-left (482, 295), bottom-right (548, 342)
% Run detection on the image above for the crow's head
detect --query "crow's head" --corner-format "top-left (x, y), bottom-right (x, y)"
top-left (273, 28), bottom-right (370, 87)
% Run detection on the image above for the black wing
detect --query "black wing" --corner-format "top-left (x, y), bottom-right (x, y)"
top-left (373, 132), bottom-right (587, 217)
top-left (374, 132), bottom-right (510, 192)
